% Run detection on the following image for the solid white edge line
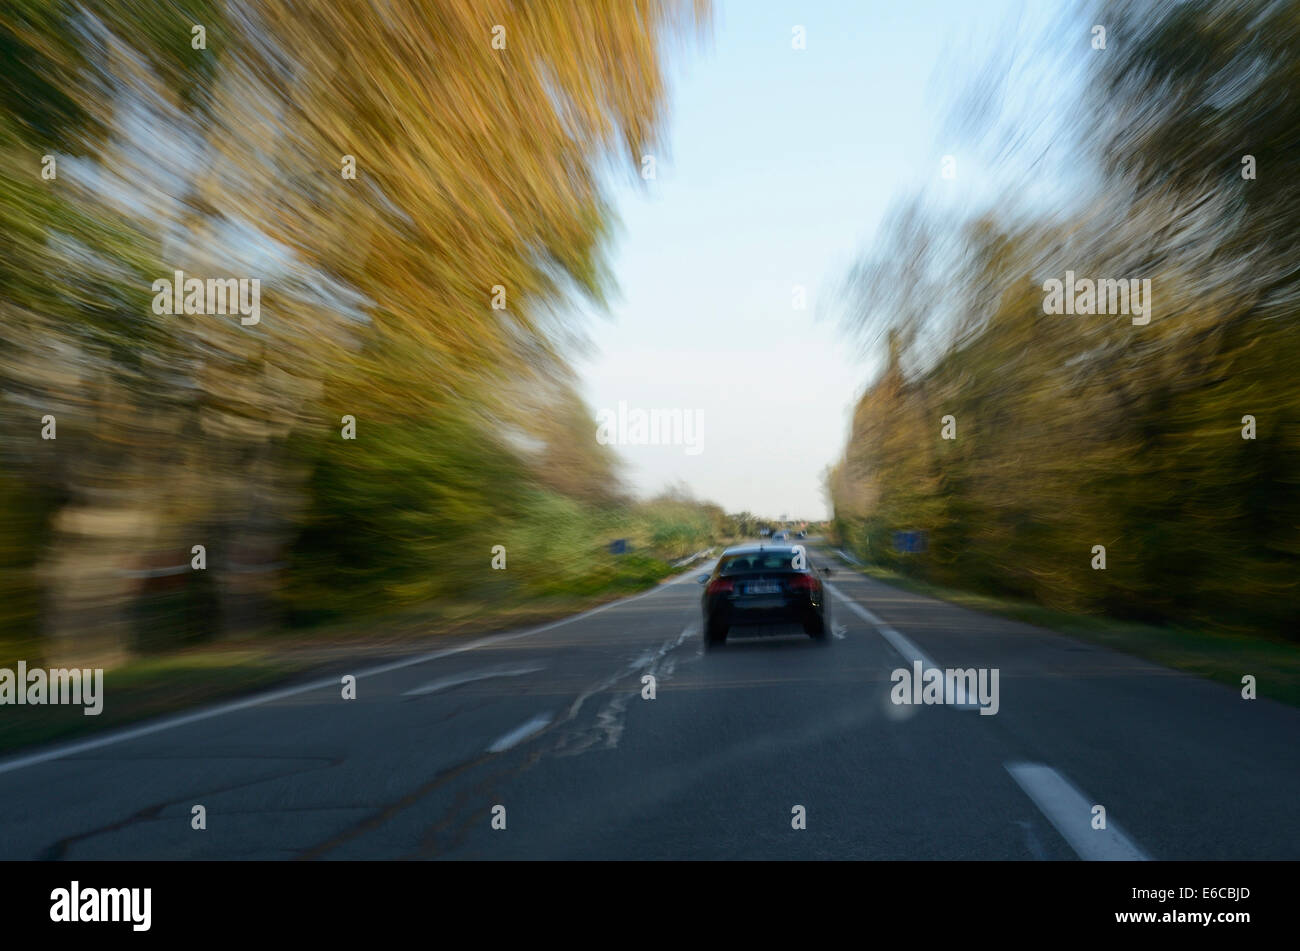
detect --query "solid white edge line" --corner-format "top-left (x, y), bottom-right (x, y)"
top-left (1005, 761), bottom-right (1151, 861)
top-left (0, 566), bottom-right (706, 777)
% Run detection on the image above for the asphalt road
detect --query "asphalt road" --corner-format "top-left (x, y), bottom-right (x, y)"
top-left (1, 544), bottom-right (1296, 860)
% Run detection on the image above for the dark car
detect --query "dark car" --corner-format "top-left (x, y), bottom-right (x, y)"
top-left (697, 544), bottom-right (832, 647)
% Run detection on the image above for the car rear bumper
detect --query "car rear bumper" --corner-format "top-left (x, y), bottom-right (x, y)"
top-left (706, 594), bottom-right (824, 628)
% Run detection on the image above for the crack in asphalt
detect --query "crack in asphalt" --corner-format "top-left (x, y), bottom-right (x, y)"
top-left (376, 627), bottom-right (702, 858)
top-left (39, 754), bottom-right (345, 860)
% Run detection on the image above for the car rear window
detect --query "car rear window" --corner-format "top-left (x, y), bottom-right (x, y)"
top-left (718, 550), bottom-right (800, 574)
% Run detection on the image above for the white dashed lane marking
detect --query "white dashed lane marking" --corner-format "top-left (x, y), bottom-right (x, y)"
top-left (486, 713), bottom-right (554, 753)
top-left (1006, 762), bottom-right (1151, 861)
top-left (403, 664), bottom-right (546, 698)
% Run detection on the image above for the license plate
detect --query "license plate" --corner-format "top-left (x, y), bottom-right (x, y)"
top-left (746, 582), bottom-right (781, 595)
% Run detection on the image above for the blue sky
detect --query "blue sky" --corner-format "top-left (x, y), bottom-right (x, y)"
top-left (576, 0), bottom-right (1069, 519)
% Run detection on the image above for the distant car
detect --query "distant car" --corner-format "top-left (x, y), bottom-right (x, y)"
top-left (773, 530), bottom-right (789, 541)
top-left (697, 544), bottom-right (832, 647)
top-left (797, 530), bottom-right (807, 538)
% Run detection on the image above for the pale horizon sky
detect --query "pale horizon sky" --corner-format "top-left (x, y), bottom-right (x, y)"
top-left (576, 0), bottom-right (1070, 520)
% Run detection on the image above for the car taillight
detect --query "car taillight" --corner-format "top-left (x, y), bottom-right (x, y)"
top-left (706, 578), bottom-right (734, 596)
top-left (786, 573), bottom-right (820, 591)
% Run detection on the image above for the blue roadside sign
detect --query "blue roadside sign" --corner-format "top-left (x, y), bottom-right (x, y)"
top-left (893, 530), bottom-right (928, 554)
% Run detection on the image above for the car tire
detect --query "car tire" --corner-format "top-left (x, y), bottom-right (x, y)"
top-left (704, 620), bottom-right (728, 648)
top-left (805, 616), bottom-right (829, 643)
